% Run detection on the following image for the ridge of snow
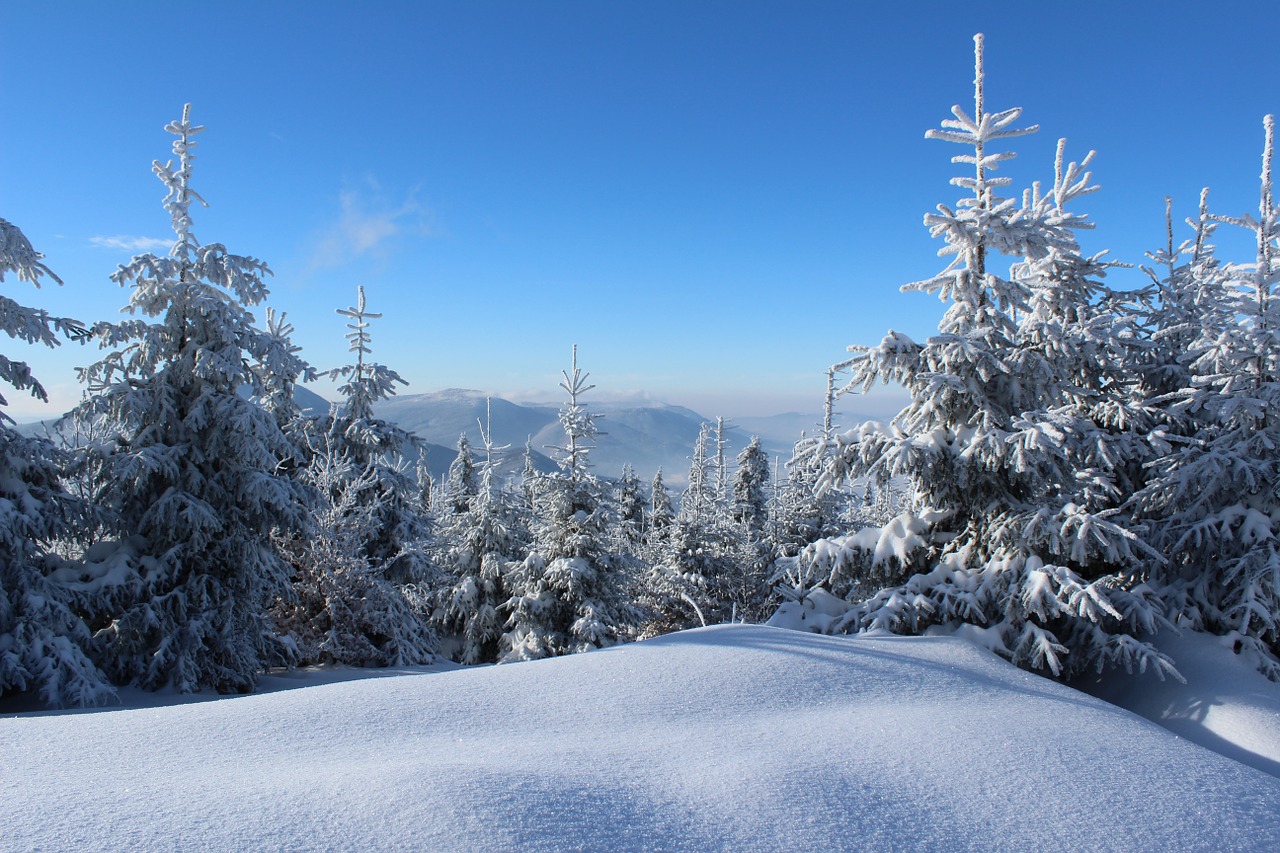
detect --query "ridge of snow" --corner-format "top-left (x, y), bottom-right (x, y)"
top-left (3, 625), bottom-right (1278, 851)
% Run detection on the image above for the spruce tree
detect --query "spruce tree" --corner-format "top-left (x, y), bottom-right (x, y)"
top-left (316, 286), bottom-right (425, 582)
top-left (649, 469), bottom-right (674, 539)
top-left (434, 399), bottom-right (526, 664)
top-left (0, 216), bottom-right (112, 706)
top-left (801, 37), bottom-right (1170, 678)
top-left (447, 433), bottom-right (478, 515)
top-left (502, 347), bottom-right (637, 659)
top-left (1135, 117), bottom-right (1280, 677)
top-left (75, 105), bottom-right (310, 693)
top-left (732, 435), bottom-right (770, 532)
top-left (271, 432), bottom-right (435, 666)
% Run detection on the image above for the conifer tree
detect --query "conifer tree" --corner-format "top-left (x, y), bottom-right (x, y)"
top-left (317, 286), bottom-right (424, 582)
top-left (75, 105), bottom-right (310, 693)
top-left (732, 435), bottom-right (770, 532)
top-left (643, 424), bottom-right (738, 633)
top-left (615, 463), bottom-right (647, 548)
top-left (447, 433), bottom-right (478, 515)
top-left (0, 216), bottom-right (112, 706)
top-left (649, 469), bottom-right (674, 539)
top-left (271, 432), bottom-right (435, 666)
top-left (1135, 117), bottom-right (1280, 677)
top-left (799, 37), bottom-right (1170, 679)
top-left (435, 399), bottom-right (526, 664)
top-left (502, 347), bottom-right (637, 659)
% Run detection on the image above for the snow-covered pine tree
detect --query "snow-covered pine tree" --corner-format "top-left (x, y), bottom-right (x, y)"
top-left (643, 423), bottom-right (739, 633)
top-left (434, 399), bottom-right (527, 664)
top-left (446, 433), bottom-right (478, 515)
top-left (0, 216), bottom-right (113, 707)
top-left (1131, 194), bottom-right (1224, 402)
top-left (1135, 117), bottom-right (1280, 677)
top-left (723, 434), bottom-right (775, 622)
top-left (649, 468), bottom-right (674, 540)
top-left (270, 431), bottom-right (434, 667)
top-left (74, 105), bottom-right (311, 693)
top-left (732, 435), bottom-right (770, 532)
top-left (519, 439), bottom-right (540, 513)
top-left (681, 422), bottom-right (719, 528)
top-left (317, 286), bottom-right (426, 582)
top-left (502, 346), bottom-right (638, 660)
top-left (714, 416), bottom-right (733, 502)
top-left (796, 36), bottom-right (1172, 679)
top-left (614, 463), bottom-right (647, 549)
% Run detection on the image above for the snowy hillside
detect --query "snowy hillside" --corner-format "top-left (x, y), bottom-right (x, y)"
top-left (4, 624), bottom-right (1278, 851)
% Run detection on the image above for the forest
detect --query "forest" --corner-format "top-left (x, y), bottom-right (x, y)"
top-left (3, 34), bottom-right (1279, 709)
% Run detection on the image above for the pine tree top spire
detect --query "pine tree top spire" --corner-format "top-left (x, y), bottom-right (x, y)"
top-left (154, 103), bottom-right (207, 253)
top-left (553, 344), bottom-right (600, 480)
top-left (336, 284), bottom-right (383, 374)
top-left (973, 33), bottom-right (984, 126)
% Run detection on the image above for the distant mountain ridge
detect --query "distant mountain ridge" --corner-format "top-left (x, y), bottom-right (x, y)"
top-left (19, 385), bottom-right (888, 487)
top-left (373, 389), bottom-right (800, 485)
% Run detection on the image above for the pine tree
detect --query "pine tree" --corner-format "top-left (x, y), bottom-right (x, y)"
top-left (317, 286), bottom-right (425, 582)
top-left (649, 469), bottom-right (674, 539)
top-left (1135, 117), bottom-right (1280, 677)
top-left (732, 435), bottom-right (770, 532)
top-left (615, 463), bottom-right (647, 548)
top-left (800, 36), bottom-right (1171, 679)
top-left (0, 216), bottom-right (113, 707)
top-left (74, 105), bottom-right (310, 693)
top-left (434, 399), bottom-right (526, 664)
top-left (447, 433), bottom-right (478, 515)
top-left (270, 432), bottom-right (435, 667)
top-left (502, 347), bottom-right (638, 660)
top-left (643, 423), bottom-right (738, 633)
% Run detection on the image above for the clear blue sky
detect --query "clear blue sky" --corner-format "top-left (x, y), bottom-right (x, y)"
top-left (3, 0), bottom-right (1277, 420)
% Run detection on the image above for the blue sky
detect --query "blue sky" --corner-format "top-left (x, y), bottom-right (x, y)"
top-left (3, 0), bottom-right (1278, 420)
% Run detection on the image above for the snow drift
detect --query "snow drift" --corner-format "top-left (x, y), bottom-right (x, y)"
top-left (3, 624), bottom-right (1279, 851)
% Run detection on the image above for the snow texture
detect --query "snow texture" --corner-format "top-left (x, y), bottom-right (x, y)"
top-left (4, 624), bottom-right (1278, 851)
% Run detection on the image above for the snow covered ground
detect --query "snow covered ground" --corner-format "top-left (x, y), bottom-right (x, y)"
top-left (4, 624), bottom-right (1279, 851)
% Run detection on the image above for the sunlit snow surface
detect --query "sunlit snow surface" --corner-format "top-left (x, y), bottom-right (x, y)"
top-left (4, 625), bottom-right (1279, 851)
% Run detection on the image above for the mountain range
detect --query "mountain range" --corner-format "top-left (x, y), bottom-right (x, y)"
top-left (22, 385), bottom-right (897, 487)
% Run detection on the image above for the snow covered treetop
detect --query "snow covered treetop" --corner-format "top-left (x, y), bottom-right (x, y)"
top-left (925, 33), bottom-right (1038, 200)
top-left (152, 103), bottom-right (208, 254)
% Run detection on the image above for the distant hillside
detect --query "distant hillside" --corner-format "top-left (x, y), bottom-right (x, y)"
top-left (372, 389), bottom-right (808, 484)
top-left (18, 384), bottom-right (850, 486)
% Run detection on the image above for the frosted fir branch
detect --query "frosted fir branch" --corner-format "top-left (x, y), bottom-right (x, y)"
top-left (1, 216), bottom-right (62, 286)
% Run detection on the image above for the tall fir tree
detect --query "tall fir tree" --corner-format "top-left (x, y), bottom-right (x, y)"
top-left (75, 105), bottom-right (310, 693)
top-left (316, 286), bottom-right (426, 582)
top-left (447, 433), bottom-right (478, 515)
top-left (796, 36), bottom-right (1170, 678)
top-left (434, 399), bottom-right (527, 664)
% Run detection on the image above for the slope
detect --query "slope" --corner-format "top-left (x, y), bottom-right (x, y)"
top-left (3, 625), bottom-right (1278, 851)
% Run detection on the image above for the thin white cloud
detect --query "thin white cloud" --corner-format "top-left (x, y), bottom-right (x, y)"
top-left (88, 235), bottom-right (173, 252)
top-left (309, 180), bottom-right (432, 270)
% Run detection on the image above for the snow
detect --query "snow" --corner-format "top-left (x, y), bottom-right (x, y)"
top-left (1076, 628), bottom-right (1280, 779)
top-left (4, 624), bottom-right (1280, 851)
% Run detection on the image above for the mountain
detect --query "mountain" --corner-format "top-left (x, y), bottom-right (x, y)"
top-left (18, 384), bottom-right (835, 486)
top-left (372, 389), bottom-right (805, 485)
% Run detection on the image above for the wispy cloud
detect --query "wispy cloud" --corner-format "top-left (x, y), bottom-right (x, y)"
top-left (88, 235), bottom-right (173, 252)
top-left (309, 178), bottom-right (433, 270)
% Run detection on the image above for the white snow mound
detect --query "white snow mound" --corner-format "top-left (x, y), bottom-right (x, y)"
top-left (3, 624), bottom-right (1279, 851)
